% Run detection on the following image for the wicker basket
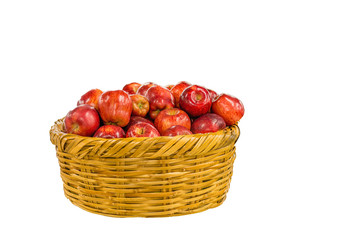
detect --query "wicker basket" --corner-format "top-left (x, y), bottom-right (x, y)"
top-left (49, 118), bottom-right (240, 217)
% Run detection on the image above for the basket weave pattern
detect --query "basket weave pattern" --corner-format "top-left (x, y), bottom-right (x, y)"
top-left (50, 118), bottom-right (240, 217)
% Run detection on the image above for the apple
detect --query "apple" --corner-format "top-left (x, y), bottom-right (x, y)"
top-left (191, 113), bottom-right (226, 134)
top-left (77, 89), bottom-right (103, 110)
top-left (154, 108), bottom-right (191, 135)
top-left (162, 125), bottom-right (192, 136)
top-left (123, 82), bottom-right (142, 95)
top-left (64, 105), bottom-right (100, 136)
top-left (165, 84), bottom-right (174, 90)
top-left (212, 94), bottom-right (245, 125)
top-left (127, 116), bottom-right (154, 127)
top-left (125, 116), bottom-right (154, 131)
top-left (207, 89), bottom-right (218, 102)
top-left (98, 90), bottom-right (132, 127)
top-left (179, 85), bottom-right (211, 117)
top-left (130, 94), bottom-right (149, 117)
top-left (93, 125), bottom-right (125, 139)
top-left (126, 122), bottom-right (160, 138)
top-left (170, 81), bottom-right (191, 108)
top-left (145, 85), bottom-right (175, 119)
top-left (136, 82), bottom-right (156, 97)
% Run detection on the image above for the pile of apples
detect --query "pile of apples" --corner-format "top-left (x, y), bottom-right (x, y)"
top-left (64, 82), bottom-right (244, 138)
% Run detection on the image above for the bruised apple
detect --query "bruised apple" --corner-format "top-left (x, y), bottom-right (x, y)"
top-left (179, 85), bottom-right (211, 117)
top-left (154, 108), bottom-right (191, 135)
top-left (98, 90), bottom-right (132, 127)
top-left (123, 82), bottom-right (141, 95)
top-left (170, 81), bottom-right (191, 108)
top-left (64, 105), bottom-right (100, 136)
top-left (130, 94), bottom-right (149, 117)
top-left (162, 125), bottom-right (192, 136)
top-left (212, 94), bottom-right (245, 125)
top-left (126, 122), bottom-right (160, 138)
top-left (93, 125), bottom-right (125, 139)
top-left (145, 85), bottom-right (175, 119)
top-left (77, 89), bottom-right (103, 110)
top-left (191, 113), bottom-right (226, 134)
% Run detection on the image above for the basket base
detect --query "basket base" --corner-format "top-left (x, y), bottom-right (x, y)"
top-left (65, 193), bottom-right (228, 218)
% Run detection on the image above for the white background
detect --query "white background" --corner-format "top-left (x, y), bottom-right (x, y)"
top-left (0, 1), bottom-right (359, 239)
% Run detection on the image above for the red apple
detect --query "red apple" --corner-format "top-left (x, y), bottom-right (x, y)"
top-left (123, 82), bottom-right (142, 95)
top-left (179, 85), bottom-right (212, 117)
top-left (191, 113), bottom-right (226, 134)
top-left (170, 81), bottom-right (191, 108)
top-left (126, 122), bottom-right (160, 138)
top-left (64, 105), bottom-right (100, 136)
top-left (130, 94), bottom-right (149, 117)
top-left (154, 108), bottom-right (191, 135)
top-left (165, 84), bottom-right (174, 90)
top-left (212, 94), bottom-right (245, 125)
top-left (162, 125), bottom-right (193, 136)
top-left (207, 89), bottom-right (218, 102)
top-left (136, 82), bottom-right (156, 97)
top-left (98, 90), bottom-right (132, 127)
top-left (145, 85), bottom-right (175, 119)
top-left (127, 116), bottom-right (154, 129)
top-left (93, 125), bottom-right (125, 139)
top-left (77, 89), bottom-right (103, 110)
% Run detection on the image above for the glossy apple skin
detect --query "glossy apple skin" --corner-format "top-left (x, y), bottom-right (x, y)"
top-left (127, 116), bottom-right (154, 128)
top-left (212, 94), bottom-right (245, 125)
top-left (126, 122), bottom-right (160, 138)
top-left (162, 125), bottom-right (192, 136)
top-left (64, 105), bottom-right (100, 136)
top-left (145, 85), bottom-right (175, 119)
top-left (171, 81), bottom-right (191, 108)
top-left (136, 82), bottom-right (156, 97)
top-left (98, 90), bottom-right (132, 127)
top-left (179, 85), bottom-right (212, 117)
top-left (154, 108), bottom-right (191, 135)
top-left (191, 113), bottom-right (226, 134)
top-left (207, 89), bottom-right (218, 102)
top-left (77, 89), bottom-right (103, 110)
top-left (93, 125), bottom-right (125, 138)
top-left (125, 116), bottom-right (154, 131)
top-left (123, 82), bottom-right (142, 95)
top-left (130, 94), bottom-right (149, 117)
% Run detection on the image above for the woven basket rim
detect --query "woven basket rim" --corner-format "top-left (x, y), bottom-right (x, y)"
top-left (50, 117), bottom-right (240, 146)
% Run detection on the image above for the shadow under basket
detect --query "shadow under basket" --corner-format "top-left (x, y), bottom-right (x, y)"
top-left (49, 118), bottom-right (240, 218)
